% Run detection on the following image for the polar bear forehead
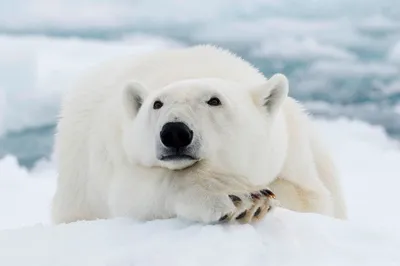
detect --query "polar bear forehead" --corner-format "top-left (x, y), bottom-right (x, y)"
top-left (154, 78), bottom-right (242, 103)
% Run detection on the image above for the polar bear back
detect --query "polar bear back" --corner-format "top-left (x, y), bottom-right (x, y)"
top-left (70, 45), bottom-right (267, 99)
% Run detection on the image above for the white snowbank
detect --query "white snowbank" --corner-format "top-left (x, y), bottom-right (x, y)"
top-left (316, 118), bottom-right (400, 232)
top-left (0, 208), bottom-right (399, 266)
top-left (0, 34), bottom-right (182, 135)
top-left (0, 156), bottom-right (55, 229)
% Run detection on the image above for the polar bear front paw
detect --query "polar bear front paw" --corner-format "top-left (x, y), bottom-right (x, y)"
top-left (174, 187), bottom-right (278, 224)
top-left (219, 189), bottom-right (278, 224)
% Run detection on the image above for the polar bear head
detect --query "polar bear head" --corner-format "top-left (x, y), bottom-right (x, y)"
top-left (121, 74), bottom-right (288, 178)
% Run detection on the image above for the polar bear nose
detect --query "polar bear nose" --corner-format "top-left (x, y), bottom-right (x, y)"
top-left (160, 122), bottom-right (193, 149)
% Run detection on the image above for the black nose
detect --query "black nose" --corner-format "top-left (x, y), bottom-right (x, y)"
top-left (160, 122), bottom-right (193, 149)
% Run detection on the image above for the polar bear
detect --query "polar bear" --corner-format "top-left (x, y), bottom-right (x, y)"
top-left (51, 45), bottom-right (347, 225)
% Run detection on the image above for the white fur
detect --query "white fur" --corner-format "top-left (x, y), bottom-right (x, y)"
top-left (51, 45), bottom-right (347, 224)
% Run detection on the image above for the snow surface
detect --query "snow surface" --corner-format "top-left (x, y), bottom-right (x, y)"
top-left (0, 208), bottom-right (399, 266)
top-left (0, 156), bottom-right (56, 230)
top-left (1, 117), bottom-right (400, 265)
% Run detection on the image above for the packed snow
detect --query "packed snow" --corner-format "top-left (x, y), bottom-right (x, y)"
top-left (0, 156), bottom-right (56, 230)
top-left (0, 117), bottom-right (400, 265)
top-left (0, 208), bottom-right (399, 266)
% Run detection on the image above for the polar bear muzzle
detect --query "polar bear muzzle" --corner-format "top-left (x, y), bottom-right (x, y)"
top-left (158, 122), bottom-right (198, 162)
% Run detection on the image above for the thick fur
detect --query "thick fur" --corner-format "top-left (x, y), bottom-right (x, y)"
top-left (51, 45), bottom-right (347, 224)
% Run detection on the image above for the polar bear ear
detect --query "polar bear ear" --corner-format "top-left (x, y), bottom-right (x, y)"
top-left (250, 73), bottom-right (289, 116)
top-left (123, 81), bottom-right (148, 118)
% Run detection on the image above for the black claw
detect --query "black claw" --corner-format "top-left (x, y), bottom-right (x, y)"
top-left (236, 210), bottom-right (247, 220)
top-left (219, 214), bottom-right (229, 222)
top-left (260, 189), bottom-right (276, 198)
top-left (229, 195), bottom-right (241, 203)
top-left (251, 193), bottom-right (260, 200)
top-left (254, 207), bottom-right (262, 217)
top-left (267, 206), bottom-right (272, 211)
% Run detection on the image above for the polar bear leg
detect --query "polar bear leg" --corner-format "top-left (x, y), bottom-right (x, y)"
top-left (278, 98), bottom-right (345, 219)
top-left (172, 184), bottom-right (278, 224)
top-left (51, 175), bottom-right (102, 224)
top-left (51, 190), bottom-right (91, 224)
top-left (268, 178), bottom-right (335, 217)
top-left (310, 135), bottom-right (348, 219)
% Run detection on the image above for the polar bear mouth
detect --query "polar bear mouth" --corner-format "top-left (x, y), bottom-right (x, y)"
top-left (160, 154), bottom-right (198, 161)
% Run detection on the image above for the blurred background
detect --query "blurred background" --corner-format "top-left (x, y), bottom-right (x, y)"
top-left (0, 0), bottom-right (400, 168)
top-left (0, 0), bottom-right (400, 231)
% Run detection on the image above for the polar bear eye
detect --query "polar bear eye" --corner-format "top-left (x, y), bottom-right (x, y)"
top-left (206, 97), bottom-right (222, 106)
top-left (153, 100), bottom-right (164, 110)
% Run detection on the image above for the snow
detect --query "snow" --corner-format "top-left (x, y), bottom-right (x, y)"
top-left (0, 156), bottom-right (55, 230)
top-left (1, 118), bottom-right (400, 265)
top-left (0, 208), bottom-right (399, 266)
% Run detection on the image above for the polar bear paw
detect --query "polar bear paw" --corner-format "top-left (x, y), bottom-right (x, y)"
top-left (219, 189), bottom-right (278, 224)
top-left (174, 187), bottom-right (278, 224)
